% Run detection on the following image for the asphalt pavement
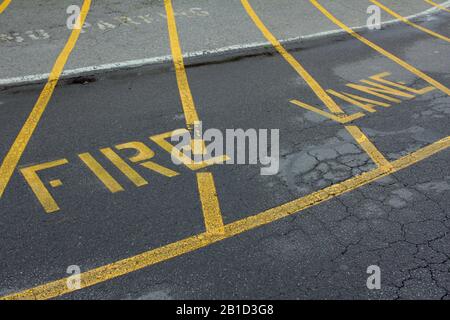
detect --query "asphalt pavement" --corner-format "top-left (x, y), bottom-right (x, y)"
top-left (0, 0), bottom-right (450, 300)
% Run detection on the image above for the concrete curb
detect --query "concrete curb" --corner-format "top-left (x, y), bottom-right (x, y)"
top-left (1, 1), bottom-right (449, 89)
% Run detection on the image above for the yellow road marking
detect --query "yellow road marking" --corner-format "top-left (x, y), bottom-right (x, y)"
top-left (327, 89), bottom-right (383, 113)
top-left (0, 0), bottom-right (11, 14)
top-left (241, 0), bottom-right (344, 115)
top-left (164, 0), bottom-right (226, 239)
top-left (2, 136), bottom-right (449, 300)
top-left (0, 0), bottom-right (92, 198)
top-left (140, 161), bottom-right (179, 178)
top-left (345, 126), bottom-right (392, 169)
top-left (100, 148), bottom-right (148, 187)
top-left (423, 0), bottom-right (450, 13)
top-left (79, 153), bottom-right (124, 193)
top-left (310, 0), bottom-right (450, 97)
top-left (114, 141), bottom-right (180, 177)
top-left (164, 0), bottom-right (200, 129)
top-left (3, 0), bottom-right (447, 301)
top-left (197, 172), bottom-right (225, 235)
top-left (370, 72), bottom-right (436, 95)
top-left (150, 129), bottom-right (229, 170)
top-left (20, 159), bottom-right (69, 214)
top-left (242, 0), bottom-right (389, 167)
top-left (348, 80), bottom-right (415, 102)
top-left (371, 0), bottom-right (450, 43)
top-left (49, 180), bottom-right (63, 188)
top-left (331, 90), bottom-right (391, 108)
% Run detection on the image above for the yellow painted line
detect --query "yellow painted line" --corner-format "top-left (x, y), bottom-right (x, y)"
top-left (20, 159), bottom-right (69, 214)
top-left (290, 99), bottom-right (365, 123)
top-left (242, 0), bottom-right (389, 167)
top-left (371, 0), bottom-right (450, 43)
top-left (327, 89), bottom-right (383, 113)
top-left (0, 0), bottom-right (92, 199)
top-left (197, 172), bottom-right (225, 235)
top-left (2, 136), bottom-right (449, 300)
top-left (164, 1), bottom-right (226, 238)
top-left (79, 153), bottom-right (124, 193)
top-left (423, 0), bottom-right (450, 13)
top-left (241, 0), bottom-right (344, 115)
top-left (345, 126), bottom-right (392, 169)
top-left (310, 0), bottom-right (450, 97)
top-left (164, 0), bottom-right (200, 129)
top-left (0, 0), bottom-right (11, 14)
top-left (100, 148), bottom-right (148, 188)
top-left (49, 179), bottom-right (63, 188)
top-left (140, 161), bottom-right (179, 178)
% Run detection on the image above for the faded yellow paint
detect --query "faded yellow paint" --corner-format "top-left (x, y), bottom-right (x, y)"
top-left (327, 89), bottom-right (380, 113)
top-left (20, 159), bottom-right (69, 214)
top-left (345, 126), bottom-right (392, 169)
top-left (140, 161), bottom-right (179, 177)
top-left (4, 0), bottom-right (448, 301)
top-left (242, 0), bottom-right (390, 179)
top-left (164, 0), bottom-right (225, 252)
top-left (0, 0), bottom-right (92, 198)
top-left (150, 130), bottom-right (229, 171)
top-left (3, 136), bottom-right (449, 300)
top-left (371, 0), bottom-right (450, 42)
top-left (79, 153), bottom-right (124, 193)
top-left (310, 0), bottom-right (450, 97)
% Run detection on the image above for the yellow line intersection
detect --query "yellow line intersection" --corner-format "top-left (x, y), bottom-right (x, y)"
top-left (1, 0), bottom-right (449, 300)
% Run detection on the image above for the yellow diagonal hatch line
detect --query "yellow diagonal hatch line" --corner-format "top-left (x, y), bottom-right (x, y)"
top-left (0, 0), bottom-right (92, 198)
top-left (0, 0), bottom-right (12, 14)
top-left (2, 0), bottom-right (450, 301)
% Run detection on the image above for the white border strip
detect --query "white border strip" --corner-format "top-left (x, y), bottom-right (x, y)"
top-left (1, 1), bottom-right (449, 87)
